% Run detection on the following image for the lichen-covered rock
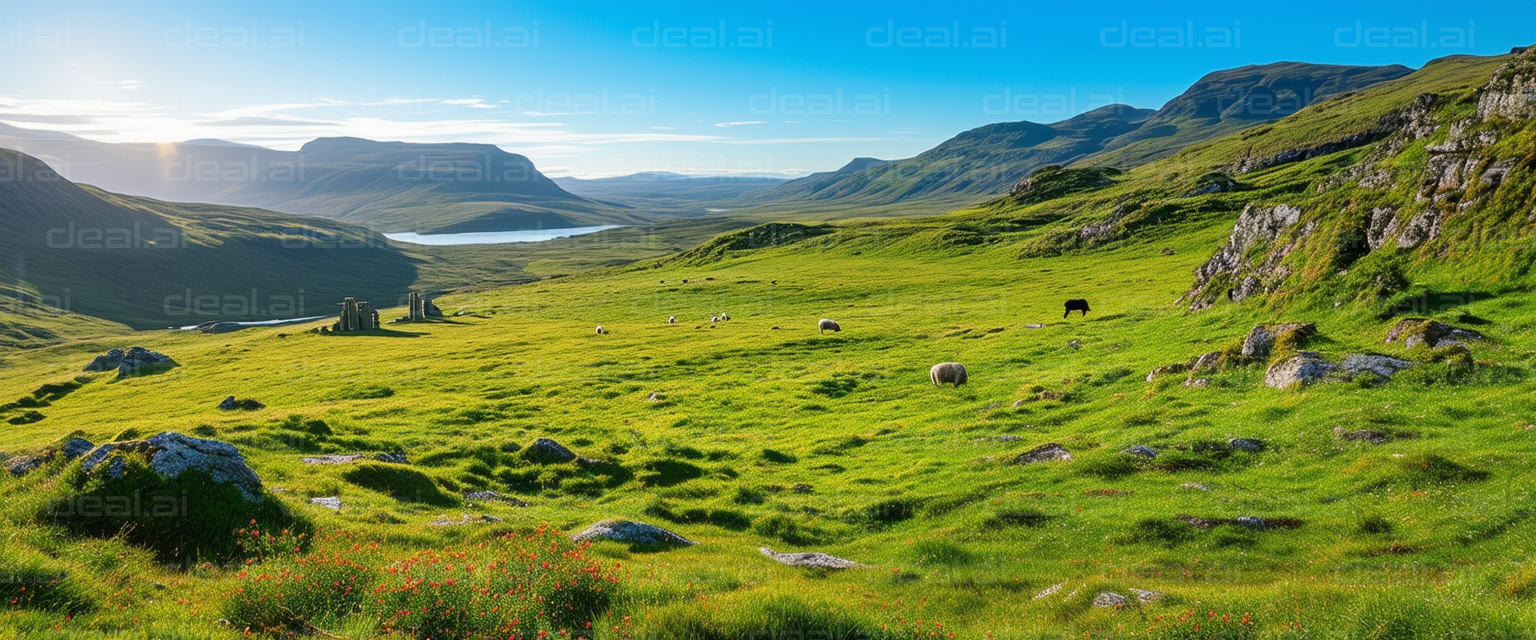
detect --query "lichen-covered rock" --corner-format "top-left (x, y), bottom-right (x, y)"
top-left (1013, 443), bottom-right (1072, 465)
top-left (1340, 354), bottom-right (1416, 379)
top-left (310, 496), bottom-right (342, 510)
top-left (1336, 428), bottom-right (1393, 444)
top-left (1264, 352), bottom-right (1338, 388)
top-left (1145, 363), bottom-right (1188, 382)
top-left (522, 438), bottom-right (577, 464)
top-left (218, 396), bottom-right (265, 411)
top-left (1386, 319), bottom-right (1484, 350)
top-left (759, 547), bottom-right (858, 569)
top-left (1241, 322), bottom-right (1317, 359)
top-left (1185, 204), bottom-right (1305, 310)
top-left (5, 437), bottom-right (95, 477)
top-left (1477, 46), bottom-right (1536, 121)
top-left (1122, 445), bottom-right (1158, 458)
top-left (1092, 592), bottom-right (1128, 607)
top-left (464, 490), bottom-right (530, 507)
top-left (79, 433), bottom-right (265, 502)
top-left (1228, 438), bottom-right (1266, 452)
top-left (1129, 588), bottom-right (1164, 603)
top-left (571, 519), bottom-right (696, 546)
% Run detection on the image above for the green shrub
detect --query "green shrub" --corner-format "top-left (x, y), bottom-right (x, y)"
top-left (341, 463), bottom-right (459, 507)
top-left (44, 453), bottom-right (311, 564)
top-left (0, 547), bottom-right (92, 613)
top-left (1359, 514), bottom-right (1395, 535)
top-left (732, 486), bottom-right (767, 504)
top-left (637, 458), bottom-right (705, 487)
top-left (636, 592), bottom-right (877, 640)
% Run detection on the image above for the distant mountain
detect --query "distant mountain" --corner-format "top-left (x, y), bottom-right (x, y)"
top-left (0, 129), bottom-right (648, 234)
top-left (553, 172), bottom-right (787, 215)
top-left (1086, 61), bottom-right (1414, 167)
top-left (0, 123), bottom-right (294, 204)
top-left (735, 62), bottom-right (1412, 213)
top-left (735, 105), bottom-right (1152, 207)
top-left (0, 148), bottom-right (418, 328)
top-left (199, 137), bottom-right (644, 233)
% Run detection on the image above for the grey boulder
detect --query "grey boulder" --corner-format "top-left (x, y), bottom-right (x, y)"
top-left (1264, 351), bottom-right (1338, 388)
top-left (571, 519), bottom-right (697, 546)
top-left (759, 547), bottom-right (858, 569)
top-left (79, 432), bottom-right (265, 502)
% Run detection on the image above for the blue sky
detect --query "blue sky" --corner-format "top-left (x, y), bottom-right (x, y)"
top-left (0, 0), bottom-right (1529, 176)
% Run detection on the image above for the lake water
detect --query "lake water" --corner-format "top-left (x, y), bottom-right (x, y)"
top-left (383, 225), bottom-right (622, 246)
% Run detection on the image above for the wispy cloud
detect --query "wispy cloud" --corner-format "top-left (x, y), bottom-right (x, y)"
top-left (713, 121), bottom-right (766, 128)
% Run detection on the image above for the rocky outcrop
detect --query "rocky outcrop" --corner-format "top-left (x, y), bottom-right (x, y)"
top-left (1240, 322), bottom-right (1316, 359)
top-left (79, 433), bottom-right (265, 502)
top-left (1185, 204), bottom-right (1306, 310)
top-left (571, 519), bottom-right (697, 546)
top-left (1477, 49), bottom-right (1536, 121)
top-left (759, 547), bottom-right (859, 569)
top-left (84, 347), bottom-right (177, 378)
top-left (5, 437), bottom-right (95, 477)
top-left (191, 321), bottom-right (244, 334)
top-left (1013, 443), bottom-right (1072, 465)
top-left (1386, 318), bottom-right (1484, 349)
top-left (1264, 351), bottom-right (1338, 388)
top-left (522, 438), bottom-right (577, 464)
top-left (1340, 354), bottom-right (1416, 379)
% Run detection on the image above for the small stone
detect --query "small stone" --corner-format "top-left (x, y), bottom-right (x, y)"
top-left (1121, 445), bottom-right (1158, 458)
top-left (1234, 516), bottom-right (1267, 529)
top-left (759, 547), bottom-right (858, 569)
top-left (1033, 581), bottom-right (1066, 599)
top-left (1180, 482), bottom-right (1211, 492)
top-left (463, 490), bottom-right (530, 507)
top-left (522, 438), bottom-right (577, 464)
top-left (302, 454), bottom-right (367, 465)
top-left (1184, 378), bottom-right (1210, 387)
top-left (571, 520), bottom-right (697, 546)
top-left (310, 497), bottom-right (342, 511)
top-left (1024, 323), bottom-right (1046, 329)
top-left (1129, 588), bottom-right (1164, 603)
top-left (1013, 443), bottom-right (1072, 465)
top-left (1175, 514), bottom-right (1214, 529)
top-left (374, 450), bottom-right (409, 464)
top-left (1092, 592), bottom-right (1128, 607)
top-left (1228, 437), bottom-right (1265, 452)
top-left (1265, 351), bottom-right (1338, 388)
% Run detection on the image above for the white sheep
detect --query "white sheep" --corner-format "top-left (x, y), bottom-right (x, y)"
top-left (818, 318), bottom-right (841, 334)
top-left (930, 362), bottom-right (968, 387)
top-left (668, 316), bottom-right (676, 324)
top-left (595, 325), bottom-right (607, 335)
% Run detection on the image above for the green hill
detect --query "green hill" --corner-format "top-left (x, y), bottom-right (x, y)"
top-left (0, 148), bottom-right (419, 329)
top-left (553, 172), bottom-right (787, 216)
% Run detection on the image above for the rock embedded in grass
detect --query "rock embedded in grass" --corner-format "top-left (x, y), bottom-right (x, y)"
top-left (217, 396), bottom-right (265, 411)
top-left (1265, 351), bottom-right (1337, 388)
top-left (1013, 442), bottom-right (1072, 465)
top-left (1386, 318), bottom-right (1485, 350)
top-left (309, 496), bottom-right (342, 510)
top-left (302, 453), bottom-right (367, 465)
top-left (759, 546), bottom-right (858, 569)
top-left (522, 437), bottom-right (577, 464)
top-left (84, 346), bottom-right (177, 378)
top-left (80, 432), bottom-right (266, 502)
top-left (1122, 445), bottom-right (1158, 458)
top-left (1092, 592), bottom-right (1128, 607)
top-left (1340, 354), bottom-right (1416, 379)
top-left (1336, 427), bottom-right (1393, 444)
top-left (464, 490), bottom-right (529, 507)
top-left (1129, 588), bottom-right (1164, 603)
top-left (571, 519), bottom-right (697, 546)
top-left (1228, 437), bottom-right (1266, 452)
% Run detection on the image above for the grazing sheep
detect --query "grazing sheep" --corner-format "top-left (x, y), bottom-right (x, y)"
top-left (930, 362), bottom-right (968, 387)
top-left (1064, 299), bottom-right (1091, 318)
top-left (668, 316), bottom-right (676, 324)
top-left (711, 315), bottom-right (720, 323)
top-left (818, 319), bottom-right (841, 334)
top-left (595, 325), bottom-right (607, 335)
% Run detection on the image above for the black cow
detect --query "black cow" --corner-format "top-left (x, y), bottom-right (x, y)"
top-left (1063, 299), bottom-right (1090, 318)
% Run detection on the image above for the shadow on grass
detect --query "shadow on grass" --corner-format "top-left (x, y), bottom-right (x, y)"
top-left (328, 328), bottom-right (425, 338)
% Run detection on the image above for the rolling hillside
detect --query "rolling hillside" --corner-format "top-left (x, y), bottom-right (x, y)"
top-left (0, 148), bottom-right (419, 329)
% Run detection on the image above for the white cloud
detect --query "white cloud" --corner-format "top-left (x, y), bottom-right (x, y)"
top-left (713, 120), bottom-right (766, 128)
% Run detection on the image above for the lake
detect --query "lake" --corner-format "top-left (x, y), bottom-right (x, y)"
top-left (383, 225), bottom-right (622, 246)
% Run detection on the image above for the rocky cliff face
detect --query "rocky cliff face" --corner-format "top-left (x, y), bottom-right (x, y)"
top-left (1186, 47), bottom-right (1536, 310)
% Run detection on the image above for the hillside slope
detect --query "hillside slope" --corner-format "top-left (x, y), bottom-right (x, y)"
top-left (553, 172), bottom-right (786, 215)
top-left (0, 148), bottom-right (419, 328)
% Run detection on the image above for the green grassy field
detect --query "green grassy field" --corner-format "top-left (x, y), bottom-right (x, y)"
top-left (2, 47), bottom-right (1535, 640)
top-left (3, 205), bottom-right (1535, 638)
